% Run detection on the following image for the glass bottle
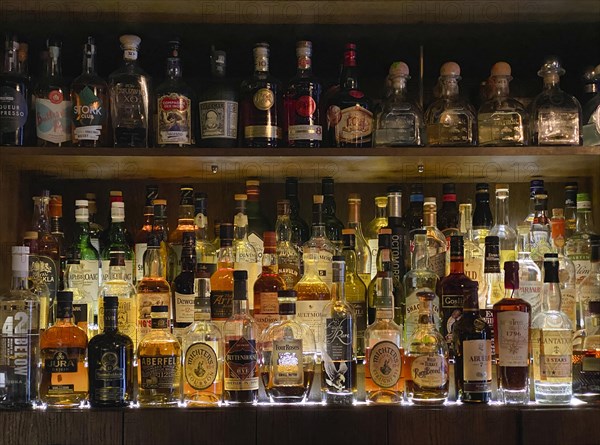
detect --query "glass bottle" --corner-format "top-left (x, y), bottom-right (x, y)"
top-left (101, 202), bottom-right (134, 284)
top-left (86, 193), bottom-right (103, 253)
top-left (530, 190), bottom-right (553, 267)
top-left (374, 61), bottom-right (424, 146)
top-left (39, 291), bottom-right (88, 408)
top-left (572, 300), bottom-right (600, 402)
top-left (194, 192), bottom-right (218, 278)
top-left (152, 199), bottom-right (177, 283)
top-left (479, 236), bottom-right (504, 336)
top-left (24, 237), bottom-right (50, 332)
top-left (134, 185), bottom-right (158, 284)
top-left (232, 194), bottom-right (260, 312)
top-left (181, 278), bottom-right (224, 406)
top-left (566, 193), bottom-right (597, 295)
top-left (531, 254), bottom-right (573, 404)
top-left (515, 224), bottom-right (543, 319)
top-left (169, 185), bottom-right (195, 277)
top-left (137, 305), bottom-right (181, 407)
top-left (405, 184), bottom-right (425, 235)
top-left (259, 289), bottom-right (317, 403)
top-left (579, 236), bottom-right (600, 329)
top-left (472, 183), bottom-right (494, 249)
top-left (275, 200), bottom-right (301, 289)
top-left (198, 48), bottom-right (238, 147)
top-left (582, 63), bottom-right (600, 145)
top-left (347, 194), bottom-right (372, 285)
top-left (564, 182), bottom-right (578, 239)
top-left (326, 43), bottom-right (373, 147)
top-left (524, 179), bottom-right (545, 225)
top-left (63, 259), bottom-right (93, 335)
top-left (550, 208), bottom-right (577, 330)
top-left (423, 197), bottom-right (448, 279)
top-left (437, 183), bottom-right (460, 240)
top-left (240, 42), bottom-right (282, 147)
top-left (88, 295), bottom-right (134, 407)
top-left (70, 36), bottom-right (109, 147)
top-left (109, 34), bottom-right (152, 148)
top-left (365, 196), bottom-right (388, 279)
top-left (425, 61), bottom-right (476, 146)
top-left (172, 232), bottom-right (197, 339)
top-left (285, 177), bottom-right (310, 248)
top-left (49, 195), bottom-right (66, 290)
top-left (404, 290), bottom-right (449, 404)
top-left (478, 61), bottom-right (528, 146)
top-left (0, 246), bottom-right (40, 408)
top-left (365, 276), bottom-right (404, 404)
top-left (387, 187), bottom-right (410, 286)
top-left (246, 178), bottom-right (273, 263)
top-left (493, 261), bottom-right (531, 405)
top-left (459, 203), bottom-right (485, 288)
top-left (321, 177), bottom-right (345, 253)
top-left (489, 184), bottom-right (517, 270)
top-left (284, 40), bottom-right (322, 147)
top-left (303, 195), bottom-right (335, 290)
top-left (210, 223), bottom-right (235, 331)
top-left (155, 38), bottom-right (195, 147)
top-left (530, 57), bottom-right (582, 146)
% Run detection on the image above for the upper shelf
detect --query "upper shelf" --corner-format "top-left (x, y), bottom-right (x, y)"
top-left (1, 146), bottom-right (598, 183)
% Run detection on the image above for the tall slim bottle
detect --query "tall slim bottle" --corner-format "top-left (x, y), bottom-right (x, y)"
top-left (285, 177), bottom-right (310, 248)
top-left (550, 208), bottom-right (577, 330)
top-left (210, 223), bottom-right (235, 330)
top-left (365, 196), bottom-right (388, 279)
top-left (134, 185), bottom-right (158, 284)
top-left (194, 192), bottom-right (218, 277)
top-left (172, 232), bottom-right (198, 339)
top-left (169, 185), bottom-right (196, 277)
top-left (516, 224), bottom-right (543, 318)
top-left (386, 187), bottom-right (409, 291)
top-left (232, 194), bottom-right (260, 311)
top-left (564, 182), bottom-right (578, 238)
top-left (347, 194), bottom-right (371, 285)
top-left (423, 197), bottom-right (448, 278)
top-left (489, 184), bottom-right (517, 268)
top-left (566, 193), bottom-right (596, 294)
top-left (275, 200), bottom-right (301, 289)
top-left (321, 177), bottom-right (345, 252)
top-left (246, 179), bottom-right (272, 263)
top-left (459, 203), bottom-right (484, 288)
top-left (472, 183), bottom-right (494, 248)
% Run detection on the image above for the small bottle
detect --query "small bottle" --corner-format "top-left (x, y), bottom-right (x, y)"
top-left (437, 183), bottom-right (460, 240)
top-left (489, 184), bottom-right (517, 268)
top-left (137, 305), bottom-right (181, 407)
top-left (172, 231), bottom-right (198, 339)
top-left (516, 224), bottom-right (543, 318)
top-left (472, 183), bottom-right (494, 249)
top-left (275, 200), bottom-right (301, 289)
top-left (365, 196), bottom-right (388, 279)
top-left (39, 291), bottom-right (88, 408)
top-left (285, 177), bottom-right (310, 248)
top-left (459, 203), bottom-right (484, 287)
top-left (88, 295), bottom-right (134, 407)
top-left (423, 197), bottom-right (448, 279)
top-left (303, 194), bottom-right (335, 289)
top-left (493, 261), bottom-right (531, 405)
top-left (182, 278), bottom-right (224, 407)
top-left (169, 185), bottom-right (196, 277)
top-left (194, 192), bottom-right (218, 277)
top-left (224, 270), bottom-right (259, 405)
top-left (404, 290), bottom-right (449, 404)
top-left (134, 185), bottom-right (159, 284)
top-left (347, 194), bottom-right (372, 285)
top-left (259, 289), bottom-right (317, 403)
top-left (232, 194), bottom-right (260, 311)
top-left (530, 190), bottom-right (552, 266)
top-left (210, 223), bottom-right (235, 330)
top-left (321, 177), bottom-right (345, 253)
top-left (582, 63), bottom-right (600, 145)
top-left (101, 202), bottom-right (134, 284)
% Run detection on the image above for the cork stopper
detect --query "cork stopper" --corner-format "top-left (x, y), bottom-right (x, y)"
top-left (49, 195), bottom-right (62, 218)
top-left (440, 61), bottom-right (461, 77)
top-left (538, 56), bottom-right (565, 77)
top-left (490, 61), bottom-right (512, 77)
top-left (389, 61), bottom-right (410, 78)
top-left (120, 34), bottom-right (141, 50)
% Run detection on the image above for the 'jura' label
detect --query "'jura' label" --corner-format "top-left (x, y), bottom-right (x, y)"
top-left (462, 339), bottom-right (492, 382)
top-left (272, 339), bottom-right (303, 386)
top-left (199, 100), bottom-right (238, 139)
top-left (44, 349), bottom-right (79, 373)
top-left (35, 96), bottom-right (71, 143)
top-left (184, 342), bottom-right (219, 390)
top-left (157, 93), bottom-right (192, 145)
top-left (368, 340), bottom-right (402, 388)
top-left (72, 86), bottom-right (105, 141)
top-left (497, 311), bottom-right (529, 367)
top-left (0, 86), bottom-right (28, 131)
top-left (411, 354), bottom-right (447, 387)
top-left (225, 337), bottom-right (258, 391)
top-left (139, 355), bottom-right (180, 389)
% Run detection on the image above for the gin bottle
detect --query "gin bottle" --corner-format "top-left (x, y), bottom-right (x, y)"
top-left (109, 35), bottom-right (151, 148)
top-left (530, 57), bottom-right (582, 146)
top-left (582, 64), bottom-right (600, 145)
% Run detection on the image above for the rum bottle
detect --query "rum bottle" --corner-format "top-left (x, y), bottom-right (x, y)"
top-left (515, 224), bottom-right (542, 318)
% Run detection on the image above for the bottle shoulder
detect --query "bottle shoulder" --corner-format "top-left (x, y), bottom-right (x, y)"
top-left (41, 322), bottom-right (88, 348)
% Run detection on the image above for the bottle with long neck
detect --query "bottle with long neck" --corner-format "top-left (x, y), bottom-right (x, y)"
top-left (303, 195), bottom-right (335, 290)
top-left (134, 185), bottom-right (158, 284)
top-left (233, 194), bottom-right (260, 313)
top-left (386, 187), bottom-right (409, 285)
top-left (246, 178), bottom-right (272, 263)
top-left (253, 231), bottom-right (285, 333)
top-left (489, 184), bottom-right (517, 268)
top-left (459, 203), bottom-right (484, 289)
top-left (170, 185), bottom-right (196, 277)
top-left (86, 193), bottom-right (103, 253)
top-left (101, 202), bottom-right (134, 284)
top-left (530, 190), bottom-right (552, 266)
top-left (285, 177), bottom-right (310, 248)
top-left (524, 179), bottom-right (545, 225)
top-left (275, 199), bottom-right (301, 289)
top-left (365, 196), bottom-right (388, 279)
top-left (566, 193), bottom-right (597, 290)
top-left (550, 208), bottom-right (577, 330)
top-left (515, 224), bottom-right (543, 318)
top-left (347, 194), bottom-right (371, 285)
top-left (423, 197), bottom-right (448, 278)
top-left (194, 192), bottom-right (217, 278)
top-left (437, 183), bottom-right (460, 240)
top-left (479, 236), bottom-right (503, 354)
top-left (152, 199), bottom-right (177, 283)
top-left (321, 177), bottom-right (344, 252)
top-left (472, 183), bottom-right (494, 248)
top-left (404, 183), bottom-right (424, 234)
top-left (564, 182), bottom-right (578, 238)
top-left (49, 194), bottom-right (66, 290)
top-left (172, 232), bottom-right (198, 339)
top-left (210, 223), bottom-right (235, 330)
top-left (579, 236), bottom-right (600, 330)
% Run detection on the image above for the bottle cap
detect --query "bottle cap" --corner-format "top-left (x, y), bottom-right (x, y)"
top-left (75, 200), bottom-right (89, 221)
top-left (120, 34), bottom-right (141, 50)
top-left (374, 196), bottom-right (388, 207)
top-left (388, 61), bottom-right (410, 79)
top-left (538, 56), bottom-right (565, 77)
top-left (57, 290), bottom-right (74, 303)
top-left (11, 246), bottom-right (29, 274)
top-left (440, 61), bottom-right (461, 77)
top-left (476, 183), bottom-right (489, 192)
top-left (49, 195), bottom-right (62, 218)
top-left (103, 295), bottom-right (119, 310)
top-left (263, 231), bottom-right (277, 251)
top-left (490, 61), bottom-right (512, 77)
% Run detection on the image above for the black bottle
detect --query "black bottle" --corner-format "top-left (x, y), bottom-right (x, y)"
top-left (437, 183), bottom-right (460, 238)
top-left (172, 231), bottom-right (197, 337)
top-left (321, 177), bottom-right (345, 250)
top-left (285, 177), bottom-right (310, 247)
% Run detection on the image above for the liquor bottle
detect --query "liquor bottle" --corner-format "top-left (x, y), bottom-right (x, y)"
top-left (224, 270), bottom-right (259, 404)
top-left (0, 34), bottom-right (30, 146)
top-left (582, 66), bottom-right (599, 105)
top-left (321, 177), bottom-right (345, 252)
top-left (453, 281), bottom-right (492, 403)
top-left (49, 194), bottom-right (66, 290)
top-left (524, 179), bottom-right (545, 225)
top-left (573, 299), bottom-right (600, 402)
top-left (374, 61), bottom-right (424, 146)
top-left (515, 224), bottom-right (543, 318)
top-left (341, 229), bottom-right (368, 360)
top-left (39, 291), bottom-right (88, 407)
top-left (489, 184), bottom-right (517, 268)
top-left (0, 246), bottom-right (40, 408)
top-left (259, 289), bottom-right (317, 403)
top-left (246, 179), bottom-right (272, 262)
top-left (530, 57), bottom-right (582, 146)
top-left (579, 236), bottom-right (600, 329)
top-left (326, 43), bottom-right (373, 147)
top-left (566, 193), bottom-right (597, 294)
top-left (137, 305), bottom-right (181, 406)
top-left (423, 197), bottom-right (448, 278)
top-left (364, 275), bottom-right (404, 404)
top-left (156, 38), bottom-right (195, 147)
top-left (564, 182), bottom-right (578, 238)
top-left (253, 231), bottom-right (286, 333)
top-left (169, 185), bottom-right (195, 277)
top-left (63, 259), bottom-right (94, 337)
top-left (285, 177), bottom-right (310, 248)
top-left (531, 253), bottom-right (573, 404)
top-left (172, 232), bottom-right (197, 339)
top-left (403, 230), bottom-right (440, 344)
top-left (459, 204), bottom-right (483, 287)
top-left (70, 36), bottom-right (108, 147)
top-left (472, 183), bottom-right (494, 249)
top-left (438, 236), bottom-right (475, 358)
top-left (88, 295), bottom-right (134, 407)
top-left (275, 199), bottom-right (301, 289)
top-left (136, 234), bottom-right (171, 341)
top-left (437, 183), bottom-right (460, 240)
top-left (387, 187), bottom-right (409, 286)
top-left (22, 234), bottom-right (50, 331)
top-left (210, 223), bottom-right (235, 329)
top-left (404, 290), bottom-right (449, 404)
top-left (182, 277), bottom-right (224, 406)
top-left (365, 196), bottom-right (388, 279)
top-left (232, 194), bottom-right (260, 311)
top-left (550, 209), bottom-right (577, 330)
top-left (479, 236), bottom-right (504, 337)
top-left (530, 190), bottom-right (553, 266)
top-left (152, 199), bottom-right (177, 283)
top-left (347, 194), bottom-right (372, 285)
top-left (212, 222), bottom-right (221, 251)
top-left (34, 38), bottom-right (71, 146)
top-left (240, 42), bottom-right (282, 147)
top-left (109, 35), bottom-right (152, 147)
top-left (303, 195), bottom-right (335, 289)
top-left (582, 64), bottom-right (600, 145)
top-left (425, 62), bottom-right (477, 146)
top-left (478, 61), bottom-right (528, 146)
top-left (284, 40), bottom-right (322, 147)
top-left (97, 190), bottom-right (135, 251)
top-left (194, 192), bottom-right (218, 277)
top-left (198, 48), bottom-right (238, 147)
top-left (101, 202), bottom-right (134, 283)
top-left (134, 185), bottom-right (158, 284)
top-left (493, 261), bottom-right (532, 405)
top-left (321, 257), bottom-right (357, 404)
top-left (86, 193), bottom-right (103, 253)
top-left (404, 183), bottom-right (424, 234)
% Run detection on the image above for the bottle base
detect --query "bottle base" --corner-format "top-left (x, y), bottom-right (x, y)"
top-left (534, 382), bottom-right (572, 405)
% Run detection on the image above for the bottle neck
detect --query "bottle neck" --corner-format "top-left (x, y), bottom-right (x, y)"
top-left (103, 307), bottom-right (119, 333)
top-left (311, 223), bottom-right (327, 239)
top-left (411, 240), bottom-right (429, 270)
top-left (331, 279), bottom-right (346, 304)
top-left (440, 76), bottom-right (459, 97)
top-left (144, 247), bottom-right (163, 278)
top-left (543, 74), bottom-right (561, 89)
top-left (576, 210), bottom-right (595, 233)
top-left (11, 270), bottom-right (29, 291)
top-left (495, 194), bottom-right (510, 226)
top-left (32, 197), bottom-right (51, 234)
top-left (232, 299), bottom-right (249, 316)
top-left (450, 253), bottom-right (465, 274)
top-left (48, 46), bottom-right (62, 77)
top-left (340, 61), bottom-right (359, 90)
top-left (75, 219), bottom-right (92, 242)
top-left (541, 282), bottom-right (562, 312)
top-left (490, 77), bottom-right (510, 98)
top-left (3, 42), bottom-right (18, 73)
top-left (166, 57), bottom-right (182, 79)
top-left (375, 203), bottom-right (387, 219)
top-left (110, 221), bottom-right (127, 242)
top-left (276, 215), bottom-right (293, 243)
top-left (181, 250), bottom-right (196, 272)
top-left (390, 77), bottom-right (408, 99)
top-left (417, 299), bottom-right (436, 325)
top-left (423, 209), bottom-right (437, 228)
top-left (377, 247), bottom-right (392, 273)
top-left (234, 213), bottom-right (249, 240)
top-left (82, 49), bottom-right (96, 75)
top-left (296, 54), bottom-right (312, 76)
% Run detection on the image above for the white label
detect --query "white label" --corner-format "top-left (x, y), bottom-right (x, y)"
top-left (248, 233), bottom-right (264, 263)
top-left (296, 300), bottom-right (329, 356)
top-left (199, 100), bottom-right (238, 139)
top-left (404, 289), bottom-right (440, 343)
top-left (532, 329), bottom-right (572, 381)
top-left (74, 125), bottom-right (102, 141)
top-left (411, 354), bottom-right (447, 388)
top-left (174, 292), bottom-right (195, 324)
top-left (368, 239), bottom-right (378, 278)
top-left (35, 97), bottom-right (71, 143)
top-left (429, 251), bottom-right (446, 279)
top-left (134, 243), bottom-right (147, 284)
top-left (234, 261), bottom-right (261, 311)
top-left (497, 311), bottom-right (529, 367)
top-left (288, 124), bottom-right (322, 141)
top-left (520, 280), bottom-right (541, 317)
top-left (101, 259), bottom-right (134, 284)
top-left (462, 339), bottom-right (492, 381)
top-left (317, 250), bottom-right (333, 289)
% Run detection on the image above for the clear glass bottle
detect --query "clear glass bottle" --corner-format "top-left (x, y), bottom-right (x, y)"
top-left (564, 182), bottom-right (578, 239)
top-left (374, 61), bottom-right (424, 146)
top-left (550, 208), bottom-right (577, 330)
top-left (582, 63), bottom-right (600, 146)
top-left (152, 199), bottom-right (177, 283)
top-left (579, 236), bottom-right (600, 329)
top-left (63, 259), bottom-right (93, 335)
top-left (530, 56), bottom-right (582, 146)
top-left (572, 300), bottom-right (600, 402)
top-left (321, 177), bottom-right (345, 253)
top-left (524, 179), bottom-right (545, 225)
top-left (425, 61), bottom-right (477, 146)
top-left (423, 197), bottom-right (448, 279)
top-left (347, 194), bottom-right (372, 285)
top-left (303, 195), bottom-right (335, 290)
top-left (232, 194), bottom-right (260, 312)
top-left (101, 202), bottom-right (134, 284)
top-left (169, 185), bottom-right (196, 277)
top-left (530, 190), bottom-right (553, 267)
top-left (275, 200), bottom-right (301, 289)
top-left (489, 184), bottom-right (517, 268)
top-left (459, 203), bottom-right (485, 289)
top-left (365, 196), bottom-right (388, 279)
top-left (210, 223), bottom-right (235, 330)
top-left (516, 224), bottom-right (543, 318)
top-left (479, 236), bottom-right (504, 331)
top-left (194, 192), bottom-right (218, 278)
top-left (472, 183), bottom-right (494, 249)
top-left (437, 183), bottom-right (460, 240)
top-left (134, 185), bottom-right (158, 284)
top-left (531, 254), bottom-right (573, 404)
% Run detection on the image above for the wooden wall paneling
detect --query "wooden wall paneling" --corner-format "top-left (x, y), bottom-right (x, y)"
top-left (520, 406), bottom-right (600, 445)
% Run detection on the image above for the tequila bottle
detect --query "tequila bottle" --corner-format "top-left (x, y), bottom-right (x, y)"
top-left (530, 57), bottom-right (582, 146)
top-left (275, 200), bottom-right (301, 289)
top-left (582, 64), bottom-right (600, 145)
top-left (365, 196), bottom-right (388, 279)
top-left (489, 184), bottom-right (517, 269)
top-left (285, 177), bottom-right (310, 248)
top-left (347, 194), bottom-right (371, 285)
top-left (516, 224), bottom-right (543, 318)
top-left (550, 209), bottom-right (577, 330)
top-left (423, 197), bottom-right (448, 279)
top-left (194, 192), bottom-right (218, 277)
top-left (530, 190), bottom-right (553, 267)
top-left (303, 195), bottom-right (335, 290)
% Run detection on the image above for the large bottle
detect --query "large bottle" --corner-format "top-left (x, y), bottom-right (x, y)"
top-left (321, 177), bottom-right (345, 252)
top-left (303, 195), bottom-right (335, 290)
top-left (169, 185), bottom-right (196, 277)
top-left (285, 177), bottom-right (310, 248)
top-left (347, 194), bottom-right (371, 285)
top-left (489, 184), bottom-right (517, 269)
top-left (172, 232), bottom-right (198, 339)
top-left (515, 224), bottom-right (543, 318)
top-left (100, 202), bottom-right (134, 284)
top-left (232, 194), bottom-right (260, 311)
top-left (194, 192), bottom-right (218, 277)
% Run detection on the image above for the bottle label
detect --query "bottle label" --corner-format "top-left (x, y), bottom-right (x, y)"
top-left (68, 259), bottom-right (100, 302)
top-left (35, 96), bottom-right (71, 143)
top-left (519, 281), bottom-right (541, 316)
top-left (325, 317), bottom-right (352, 361)
top-left (296, 300), bottom-right (329, 351)
top-left (368, 340), bottom-right (401, 388)
top-left (295, 95), bottom-right (317, 117)
top-left (350, 302), bottom-right (367, 344)
top-left (115, 298), bottom-right (137, 344)
top-left (253, 88), bottom-right (275, 111)
top-left (404, 289), bottom-right (440, 343)
top-left (478, 112), bottom-right (524, 144)
top-left (29, 254), bottom-right (58, 300)
top-left (272, 339), bottom-right (303, 386)
top-left (496, 311), bottom-right (529, 367)
top-left (426, 113), bottom-right (472, 144)
top-left (225, 337), bottom-right (259, 391)
top-left (101, 260), bottom-right (134, 284)
top-left (254, 291), bottom-right (279, 333)
top-left (277, 263), bottom-right (300, 289)
top-left (199, 100), bottom-right (238, 139)
top-left (210, 290), bottom-right (233, 320)
top-left (288, 124), bottom-right (322, 141)
top-left (317, 251), bottom-right (334, 288)
top-left (462, 339), bottom-right (492, 382)
top-left (244, 125), bottom-right (282, 139)
top-left (139, 355), bottom-right (180, 389)
top-left (580, 285), bottom-right (598, 321)
top-left (112, 82), bottom-right (147, 146)
top-left (72, 86), bottom-right (105, 141)
top-left (572, 256), bottom-right (591, 287)
top-left (560, 284), bottom-right (577, 328)
top-left (411, 354), bottom-right (447, 387)
top-left (537, 111), bottom-right (580, 145)
top-left (44, 348), bottom-right (79, 373)
top-left (184, 342), bottom-right (218, 390)
top-left (429, 251), bottom-right (446, 279)
top-left (389, 226), bottom-right (407, 285)
top-left (134, 243), bottom-right (147, 284)
top-left (531, 329), bottom-right (572, 381)
top-left (72, 303), bottom-right (88, 331)
top-left (441, 293), bottom-right (463, 347)
top-left (464, 254), bottom-right (483, 283)
top-left (93, 351), bottom-right (125, 402)
top-left (373, 115), bottom-right (417, 145)
top-left (332, 105), bottom-right (373, 144)
top-left (157, 93), bottom-right (192, 145)
top-left (137, 292), bottom-right (171, 338)
top-left (174, 291), bottom-right (195, 325)
top-left (0, 85), bottom-right (28, 131)
top-left (367, 239), bottom-right (378, 278)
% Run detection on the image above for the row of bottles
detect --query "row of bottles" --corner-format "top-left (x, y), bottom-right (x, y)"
top-left (2, 34), bottom-right (599, 147)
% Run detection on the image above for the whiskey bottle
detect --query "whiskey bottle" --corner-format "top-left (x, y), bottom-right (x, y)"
top-left (550, 209), bottom-right (577, 330)
top-left (0, 246), bottom-right (40, 408)
top-left (530, 190), bottom-right (553, 267)
top-left (137, 305), bottom-right (181, 407)
top-left (423, 197), bottom-right (448, 278)
top-left (582, 64), bottom-right (600, 145)
top-left (39, 291), bottom-right (88, 408)
top-left (321, 177), bottom-right (345, 253)
top-left (479, 236), bottom-right (503, 345)
top-left (194, 192), bottom-right (218, 277)
top-left (232, 194), bottom-right (260, 311)
top-left (88, 295), bottom-right (134, 407)
top-left (284, 40), bottom-right (322, 147)
top-left (489, 184), bottom-right (518, 268)
top-left (86, 193), bottom-right (103, 253)
top-left (472, 183), bottom-right (494, 249)
top-left (259, 289), bottom-right (316, 403)
top-left (240, 42), bottom-right (282, 147)
top-left (459, 203), bottom-right (484, 287)
top-left (224, 270), bottom-right (259, 405)
top-left (109, 35), bottom-right (152, 148)
top-left (210, 223), bottom-right (235, 330)
top-left (172, 232), bottom-right (197, 339)
top-left (152, 199), bottom-right (177, 283)
top-left (100, 202), bottom-right (134, 284)
top-left (134, 185), bottom-right (158, 284)
top-left (246, 178), bottom-right (273, 263)
top-left (98, 191), bottom-right (135, 250)
top-left (365, 196), bottom-right (388, 279)
top-left (386, 187), bottom-right (409, 284)
top-left (524, 179), bottom-right (545, 225)
top-left (275, 200), bottom-right (301, 289)
top-left (285, 177), bottom-right (310, 248)
top-left (303, 195), bottom-right (335, 289)
top-left (169, 185), bottom-right (196, 277)
top-left (437, 183), bottom-right (460, 240)
top-left (347, 195), bottom-right (371, 285)
top-left (70, 37), bottom-right (109, 147)
top-left (515, 224), bottom-right (542, 318)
